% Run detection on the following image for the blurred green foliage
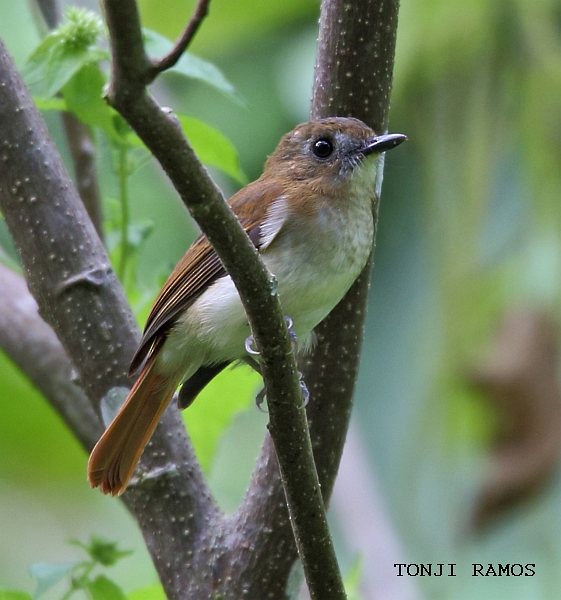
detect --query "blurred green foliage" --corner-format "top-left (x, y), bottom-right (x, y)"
top-left (1, 0), bottom-right (561, 598)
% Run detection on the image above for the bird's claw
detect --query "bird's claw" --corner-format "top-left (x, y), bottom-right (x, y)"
top-left (299, 372), bottom-right (310, 407)
top-left (244, 315), bottom-right (297, 358)
top-left (254, 370), bottom-right (309, 411)
top-left (247, 314), bottom-right (310, 409)
top-left (245, 334), bottom-right (260, 356)
top-left (283, 316), bottom-right (297, 345)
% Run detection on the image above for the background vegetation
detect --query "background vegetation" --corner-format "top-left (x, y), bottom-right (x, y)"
top-left (1, 0), bottom-right (560, 598)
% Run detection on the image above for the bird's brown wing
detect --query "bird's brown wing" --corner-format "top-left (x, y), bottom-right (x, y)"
top-left (129, 178), bottom-right (287, 374)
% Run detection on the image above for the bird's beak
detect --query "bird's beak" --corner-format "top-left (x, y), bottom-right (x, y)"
top-left (361, 133), bottom-right (407, 155)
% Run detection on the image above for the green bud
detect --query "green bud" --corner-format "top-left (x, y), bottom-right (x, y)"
top-left (58, 7), bottom-right (102, 52)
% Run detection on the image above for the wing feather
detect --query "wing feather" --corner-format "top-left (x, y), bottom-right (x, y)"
top-left (129, 179), bottom-right (288, 374)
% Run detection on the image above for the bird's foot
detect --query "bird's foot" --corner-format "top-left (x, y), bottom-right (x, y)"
top-left (283, 315), bottom-right (297, 345)
top-left (244, 315), bottom-right (297, 357)
top-left (299, 372), bottom-right (310, 407)
top-left (246, 315), bottom-right (309, 410)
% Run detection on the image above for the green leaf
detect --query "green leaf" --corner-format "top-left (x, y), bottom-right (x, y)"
top-left (127, 584), bottom-right (166, 600)
top-left (178, 115), bottom-right (247, 184)
top-left (32, 96), bottom-right (67, 112)
top-left (87, 576), bottom-right (126, 600)
top-left (29, 562), bottom-right (75, 598)
top-left (344, 558), bottom-right (364, 600)
top-left (142, 29), bottom-right (239, 101)
top-left (25, 43), bottom-right (97, 98)
top-left (71, 537), bottom-right (132, 567)
top-left (0, 591), bottom-right (33, 600)
top-left (23, 8), bottom-right (105, 98)
top-left (62, 63), bottom-right (117, 138)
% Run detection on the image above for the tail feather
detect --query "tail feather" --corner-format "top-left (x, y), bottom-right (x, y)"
top-left (88, 360), bottom-right (178, 495)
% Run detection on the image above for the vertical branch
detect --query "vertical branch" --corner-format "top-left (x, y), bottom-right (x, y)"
top-left (307, 0), bottom-right (400, 500)
top-left (312, 0), bottom-right (400, 130)
top-left (35, 0), bottom-right (105, 240)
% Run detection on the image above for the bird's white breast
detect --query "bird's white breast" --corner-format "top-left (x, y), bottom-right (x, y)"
top-left (167, 158), bottom-right (377, 374)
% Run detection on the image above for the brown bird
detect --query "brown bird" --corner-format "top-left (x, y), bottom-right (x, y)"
top-left (88, 116), bottom-right (406, 495)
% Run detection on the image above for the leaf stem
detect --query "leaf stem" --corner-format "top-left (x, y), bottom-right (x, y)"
top-left (117, 144), bottom-right (129, 281)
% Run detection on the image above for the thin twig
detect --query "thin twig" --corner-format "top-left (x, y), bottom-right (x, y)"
top-left (61, 113), bottom-right (105, 240)
top-left (117, 144), bottom-right (130, 280)
top-left (35, 0), bottom-right (61, 29)
top-left (147, 0), bottom-right (211, 80)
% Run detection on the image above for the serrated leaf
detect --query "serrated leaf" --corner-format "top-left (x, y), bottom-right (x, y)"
top-left (23, 7), bottom-right (106, 98)
top-left (24, 38), bottom-right (105, 98)
top-left (127, 584), bottom-right (166, 600)
top-left (29, 562), bottom-right (75, 598)
top-left (142, 29), bottom-right (239, 101)
top-left (87, 576), bottom-right (126, 600)
top-left (0, 591), bottom-right (33, 600)
top-left (178, 115), bottom-right (247, 184)
top-left (62, 63), bottom-right (117, 139)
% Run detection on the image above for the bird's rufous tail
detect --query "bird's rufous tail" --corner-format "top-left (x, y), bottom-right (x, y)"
top-left (88, 360), bottom-right (178, 495)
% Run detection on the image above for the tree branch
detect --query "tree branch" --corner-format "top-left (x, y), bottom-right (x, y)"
top-left (35, 0), bottom-right (61, 29)
top-left (61, 113), bottom-right (104, 240)
top-left (0, 265), bottom-right (99, 450)
top-left (101, 1), bottom-right (346, 597)
top-left (308, 0), bottom-right (400, 494)
top-left (231, 0), bottom-right (402, 596)
top-left (147, 0), bottom-right (210, 80)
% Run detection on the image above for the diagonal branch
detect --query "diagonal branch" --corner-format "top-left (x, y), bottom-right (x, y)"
top-left (147, 0), bottom-right (211, 80)
top-left (0, 265), bottom-right (99, 451)
top-left (101, 1), bottom-right (346, 598)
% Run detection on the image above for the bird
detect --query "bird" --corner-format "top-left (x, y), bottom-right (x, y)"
top-left (88, 116), bottom-right (406, 495)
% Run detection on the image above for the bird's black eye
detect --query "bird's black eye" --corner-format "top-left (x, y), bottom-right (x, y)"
top-left (312, 137), bottom-right (334, 159)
